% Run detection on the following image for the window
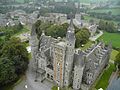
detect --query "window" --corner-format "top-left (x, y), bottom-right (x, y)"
top-left (65, 81), bottom-right (66, 84)
top-left (66, 63), bottom-right (67, 66)
top-left (88, 73), bottom-right (89, 77)
top-left (51, 75), bottom-right (53, 80)
top-left (47, 73), bottom-right (50, 78)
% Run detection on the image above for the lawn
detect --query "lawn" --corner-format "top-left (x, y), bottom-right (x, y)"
top-left (89, 8), bottom-right (120, 15)
top-left (98, 32), bottom-right (120, 48)
top-left (110, 49), bottom-right (119, 61)
top-left (79, 41), bottom-right (94, 51)
top-left (95, 63), bottom-right (115, 90)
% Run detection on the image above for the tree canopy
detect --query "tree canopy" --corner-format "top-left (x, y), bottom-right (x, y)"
top-left (75, 28), bottom-right (90, 48)
top-left (0, 57), bottom-right (17, 86)
top-left (0, 37), bottom-right (29, 86)
top-left (34, 20), bottom-right (90, 48)
top-left (98, 20), bottom-right (117, 33)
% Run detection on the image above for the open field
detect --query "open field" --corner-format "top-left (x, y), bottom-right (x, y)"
top-left (89, 8), bottom-right (120, 15)
top-left (95, 63), bottom-right (115, 90)
top-left (98, 32), bottom-right (120, 48)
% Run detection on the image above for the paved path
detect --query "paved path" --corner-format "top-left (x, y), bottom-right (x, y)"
top-left (89, 30), bottom-right (103, 41)
top-left (13, 60), bottom-right (53, 90)
top-left (13, 79), bottom-right (26, 90)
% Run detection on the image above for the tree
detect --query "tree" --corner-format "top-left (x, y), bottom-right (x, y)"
top-left (34, 20), bottom-right (68, 38)
top-left (75, 28), bottom-right (90, 48)
top-left (89, 19), bottom-right (94, 25)
top-left (81, 15), bottom-right (84, 20)
top-left (98, 20), bottom-right (106, 30)
top-left (46, 23), bottom-right (68, 38)
top-left (0, 57), bottom-right (17, 86)
top-left (115, 51), bottom-right (120, 70)
top-left (108, 11), bottom-right (112, 15)
top-left (1, 37), bottom-right (29, 75)
top-left (98, 20), bottom-right (117, 33)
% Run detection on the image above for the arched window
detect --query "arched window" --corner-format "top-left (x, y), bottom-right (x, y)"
top-left (47, 73), bottom-right (50, 78)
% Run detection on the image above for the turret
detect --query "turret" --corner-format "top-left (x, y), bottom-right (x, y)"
top-left (66, 18), bottom-right (76, 47)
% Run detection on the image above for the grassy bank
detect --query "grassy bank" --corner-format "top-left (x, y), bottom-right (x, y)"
top-left (95, 63), bottom-right (115, 90)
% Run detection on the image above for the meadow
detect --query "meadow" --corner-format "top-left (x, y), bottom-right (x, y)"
top-left (98, 32), bottom-right (120, 48)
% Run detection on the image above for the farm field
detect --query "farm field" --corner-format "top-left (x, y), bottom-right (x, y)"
top-left (89, 8), bottom-right (120, 15)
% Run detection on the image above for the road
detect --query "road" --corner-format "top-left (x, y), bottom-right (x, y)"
top-left (13, 60), bottom-right (53, 90)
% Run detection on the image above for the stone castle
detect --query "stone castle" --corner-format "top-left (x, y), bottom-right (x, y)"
top-left (30, 18), bottom-right (112, 90)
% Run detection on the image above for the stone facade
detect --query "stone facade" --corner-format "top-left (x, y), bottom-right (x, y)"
top-left (30, 18), bottom-right (112, 90)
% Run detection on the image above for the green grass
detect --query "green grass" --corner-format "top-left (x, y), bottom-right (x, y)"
top-left (98, 32), bottom-right (120, 48)
top-left (95, 63), bottom-right (115, 90)
top-left (110, 49), bottom-right (119, 61)
top-left (89, 8), bottom-right (120, 15)
top-left (79, 41), bottom-right (94, 50)
top-left (52, 86), bottom-right (58, 90)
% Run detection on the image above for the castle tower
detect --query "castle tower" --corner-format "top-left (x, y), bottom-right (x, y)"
top-left (30, 25), bottom-right (39, 69)
top-left (64, 18), bottom-right (76, 86)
